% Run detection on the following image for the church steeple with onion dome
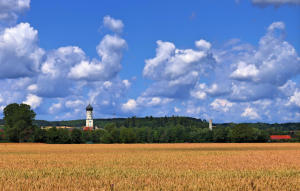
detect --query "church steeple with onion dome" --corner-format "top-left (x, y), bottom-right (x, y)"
top-left (85, 104), bottom-right (93, 129)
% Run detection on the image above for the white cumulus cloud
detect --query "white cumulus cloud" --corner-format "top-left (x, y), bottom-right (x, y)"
top-left (0, 0), bottom-right (30, 24)
top-left (103, 15), bottom-right (124, 33)
top-left (69, 34), bottom-right (127, 81)
top-left (287, 90), bottom-right (300, 107)
top-left (23, 94), bottom-right (42, 109)
top-left (0, 22), bottom-right (44, 79)
top-left (230, 61), bottom-right (259, 81)
top-left (230, 21), bottom-right (300, 86)
top-left (195, 39), bottom-right (211, 50)
top-left (122, 99), bottom-right (137, 112)
top-left (241, 107), bottom-right (260, 119)
top-left (211, 99), bottom-right (234, 112)
top-left (143, 40), bottom-right (216, 98)
top-left (49, 102), bottom-right (62, 114)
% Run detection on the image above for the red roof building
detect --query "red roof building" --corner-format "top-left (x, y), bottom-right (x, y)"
top-left (270, 135), bottom-right (291, 140)
top-left (0, 129), bottom-right (4, 138)
top-left (83, 126), bottom-right (93, 131)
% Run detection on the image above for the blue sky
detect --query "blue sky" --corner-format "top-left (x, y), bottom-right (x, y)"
top-left (0, 0), bottom-right (299, 122)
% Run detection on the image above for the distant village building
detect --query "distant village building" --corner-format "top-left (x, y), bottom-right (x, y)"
top-left (270, 135), bottom-right (291, 141)
top-left (209, 119), bottom-right (216, 131)
top-left (83, 104), bottom-right (94, 131)
top-left (41, 126), bottom-right (74, 130)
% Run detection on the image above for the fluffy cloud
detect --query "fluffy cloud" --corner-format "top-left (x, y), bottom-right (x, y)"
top-left (65, 100), bottom-right (85, 108)
top-left (279, 80), bottom-right (297, 97)
top-left (137, 21), bottom-right (300, 122)
top-left (32, 46), bottom-right (85, 98)
top-left (231, 22), bottom-right (300, 85)
top-left (252, 0), bottom-right (300, 6)
top-left (223, 21), bottom-right (300, 104)
top-left (122, 79), bottom-right (131, 88)
top-left (0, 22), bottom-right (44, 79)
top-left (230, 61), bottom-right (259, 81)
top-left (49, 102), bottom-right (62, 114)
top-left (211, 99), bottom-right (234, 112)
top-left (241, 107), bottom-right (260, 119)
top-left (0, 0), bottom-right (30, 24)
top-left (195, 39), bottom-right (211, 50)
top-left (143, 40), bottom-right (216, 98)
top-left (174, 107), bottom-right (181, 113)
top-left (287, 90), bottom-right (300, 107)
top-left (191, 83), bottom-right (230, 100)
top-left (103, 15), bottom-right (124, 33)
top-left (144, 40), bottom-right (214, 81)
top-left (120, 96), bottom-right (173, 114)
top-left (42, 46), bottom-right (85, 78)
top-left (229, 82), bottom-right (278, 102)
top-left (137, 96), bottom-right (173, 107)
top-left (122, 99), bottom-right (137, 112)
top-left (186, 105), bottom-right (202, 115)
top-left (23, 94), bottom-right (42, 109)
top-left (69, 34), bottom-right (127, 81)
top-left (82, 78), bottom-right (132, 117)
top-left (0, 14), bottom-right (131, 119)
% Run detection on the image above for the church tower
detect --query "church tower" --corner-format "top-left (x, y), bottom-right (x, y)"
top-left (86, 104), bottom-right (93, 129)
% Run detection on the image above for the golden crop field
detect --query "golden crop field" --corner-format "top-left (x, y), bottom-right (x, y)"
top-left (0, 143), bottom-right (299, 191)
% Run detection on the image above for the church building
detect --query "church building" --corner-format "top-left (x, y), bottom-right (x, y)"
top-left (84, 104), bottom-right (94, 131)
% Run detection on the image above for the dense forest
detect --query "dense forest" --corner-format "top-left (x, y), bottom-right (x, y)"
top-left (1, 116), bottom-right (300, 144)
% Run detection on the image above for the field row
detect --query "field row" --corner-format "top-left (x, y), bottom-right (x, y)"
top-left (0, 143), bottom-right (299, 190)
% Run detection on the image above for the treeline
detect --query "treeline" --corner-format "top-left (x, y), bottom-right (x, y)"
top-left (1, 117), bottom-right (300, 143)
top-left (2, 116), bottom-right (300, 134)
top-left (30, 117), bottom-right (300, 133)
top-left (1, 103), bottom-right (300, 143)
top-left (4, 122), bottom-right (298, 144)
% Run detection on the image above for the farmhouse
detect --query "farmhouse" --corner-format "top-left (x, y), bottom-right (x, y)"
top-left (270, 135), bottom-right (291, 141)
top-left (41, 126), bottom-right (74, 130)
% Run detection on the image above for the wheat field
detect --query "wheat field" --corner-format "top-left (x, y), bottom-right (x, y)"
top-left (0, 143), bottom-right (299, 191)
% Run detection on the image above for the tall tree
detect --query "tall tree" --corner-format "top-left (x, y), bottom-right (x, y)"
top-left (71, 128), bottom-right (83, 144)
top-left (4, 103), bottom-right (36, 142)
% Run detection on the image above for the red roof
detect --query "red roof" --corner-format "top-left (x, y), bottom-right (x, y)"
top-left (83, 126), bottom-right (93, 131)
top-left (270, 135), bottom-right (291, 140)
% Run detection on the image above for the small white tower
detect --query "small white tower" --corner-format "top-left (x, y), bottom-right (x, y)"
top-left (86, 104), bottom-right (93, 129)
top-left (209, 119), bottom-right (216, 131)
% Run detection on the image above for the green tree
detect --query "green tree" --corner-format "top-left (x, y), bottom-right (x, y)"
top-left (213, 127), bottom-right (230, 142)
top-left (110, 128), bottom-right (121, 143)
top-left (71, 128), bottom-right (83, 143)
top-left (120, 127), bottom-right (136, 143)
top-left (33, 127), bottom-right (47, 143)
top-left (3, 103), bottom-right (36, 142)
top-left (46, 127), bottom-right (71, 144)
top-left (229, 124), bottom-right (263, 143)
top-left (82, 130), bottom-right (93, 143)
top-left (91, 130), bottom-right (102, 143)
top-left (57, 129), bottom-right (71, 144)
top-left (100, 130), bottom-right (112, 143)
top-left (46, 127), bottom-right (59, 144)
top-left (104, 122), bottom-right (116, 133)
